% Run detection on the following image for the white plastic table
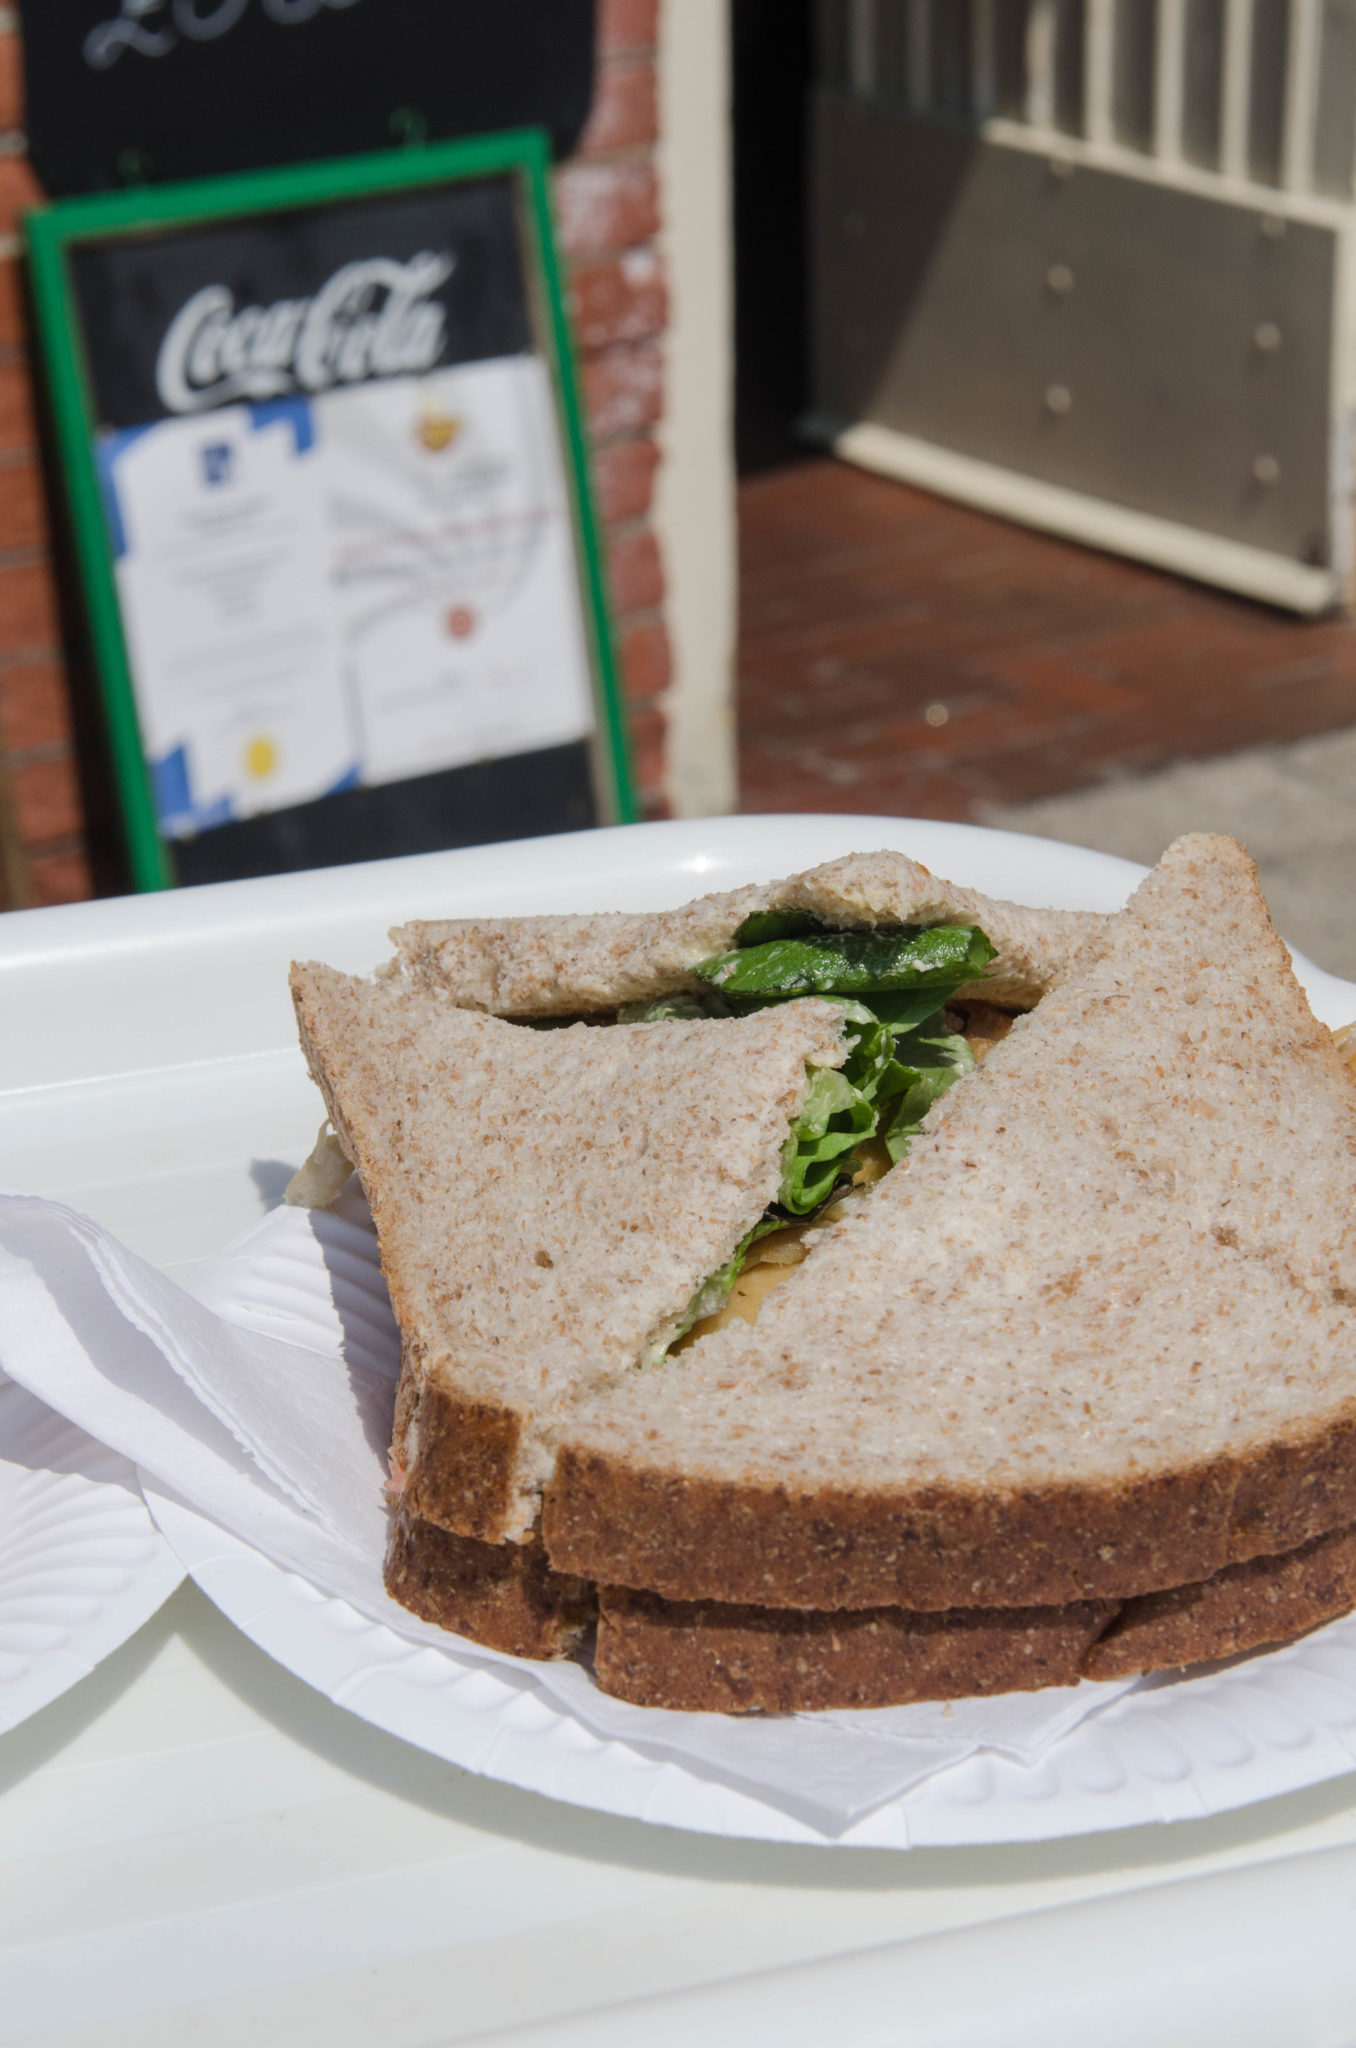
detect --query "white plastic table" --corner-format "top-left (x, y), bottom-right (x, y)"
top-left (3, 817), bottom-right (1355, 2048)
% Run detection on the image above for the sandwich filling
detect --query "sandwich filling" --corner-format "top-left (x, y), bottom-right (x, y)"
top-left (621, 915), bottom-right (998, 1340)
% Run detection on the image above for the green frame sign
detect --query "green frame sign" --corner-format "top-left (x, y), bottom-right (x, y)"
top-left (24, 128), bottom-right (636, 892)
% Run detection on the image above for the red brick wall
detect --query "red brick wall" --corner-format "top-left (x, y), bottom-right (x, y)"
top-left (563, 0), bottom-right (671, 818)
top-left (0, 0), bottom-right (669, 909)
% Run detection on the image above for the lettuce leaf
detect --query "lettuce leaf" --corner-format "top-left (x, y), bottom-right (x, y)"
top-left (730, 908), bottom-right (826, 947)
top-left (774, 1000), bottom-right (974, 1209)
top-left (621, 926), bottom-right (994, 1334)
top-left (696, 924), bottom-right (995, 999)
top-left (617, 991), bottom-right (733, 1023)
top-left (859, 984), bottom-right (969, 1035)
top-left (778, 1063), bottom-right (876, 1214)
top-left (878, 1022), bottom-right (975, 1163)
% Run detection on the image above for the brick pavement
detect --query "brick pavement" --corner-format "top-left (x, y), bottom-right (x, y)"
top-left (738, 459), bottom-right (1356, 820)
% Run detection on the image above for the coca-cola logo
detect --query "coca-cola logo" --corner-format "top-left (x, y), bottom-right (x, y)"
top-left (155, 252), bottom-right (454, 413)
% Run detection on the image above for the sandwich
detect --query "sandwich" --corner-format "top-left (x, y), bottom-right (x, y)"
top-left (288, 838), bottom-right (1356, 1711)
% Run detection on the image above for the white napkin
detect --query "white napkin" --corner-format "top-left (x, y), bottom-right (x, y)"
top-left (0, 1188), bottom-right (1134, 1830)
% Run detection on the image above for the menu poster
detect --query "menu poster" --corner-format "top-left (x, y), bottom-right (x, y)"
top-left (26, 134), bottom-right (632, 890)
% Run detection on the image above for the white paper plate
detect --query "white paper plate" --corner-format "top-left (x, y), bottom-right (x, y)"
top-left (139, 820), bottom-right (1356, 1847)
top-left (0, 1379), bottom-right (184, 1735)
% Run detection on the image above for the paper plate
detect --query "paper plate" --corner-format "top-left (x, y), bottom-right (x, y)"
top-left (135, 822), bottom-right (1356, 1843)
top-left (0, 1379), bottom-right (184, 1736)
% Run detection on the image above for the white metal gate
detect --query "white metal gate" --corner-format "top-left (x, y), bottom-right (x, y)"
top-left (811, 0), bottom-right (1356, 610)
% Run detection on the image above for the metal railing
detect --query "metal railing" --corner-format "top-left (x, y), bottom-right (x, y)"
top-left (818, 0), bottom-right (1356, 202)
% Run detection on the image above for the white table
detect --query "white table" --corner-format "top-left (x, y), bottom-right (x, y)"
top-left (4, 817), bottom-right (1356, 2047)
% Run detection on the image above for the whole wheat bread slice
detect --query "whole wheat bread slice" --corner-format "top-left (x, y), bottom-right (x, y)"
top-left (594, 1586), bottom-right (1116, 1711)
top-left (592, 1517), bottom-right (1356, 1710)
top-left (389, 849), bottom-right (1103, 1014)
top-left (543, 836), bottom-right (1356, 1611)
top-left (290, 964), bottom-right (846, 1544)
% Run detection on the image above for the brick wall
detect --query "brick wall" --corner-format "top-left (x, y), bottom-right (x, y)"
top-left (0, 0), bottom-right (670, 909)
top-left (562, 0), bottom-right (671, 820)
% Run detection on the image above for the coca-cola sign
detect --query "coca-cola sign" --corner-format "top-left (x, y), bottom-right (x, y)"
top-left (26, 130), bottom-right (630, 893)
top-left (69, 180), bottom-right (532, 430)
top-left (156, 253), bottom-right (453, 412)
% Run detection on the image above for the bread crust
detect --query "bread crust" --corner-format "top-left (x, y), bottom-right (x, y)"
top-left (394, 1368), bottom-right (523, 1545)
top-left (383, 1506), bottom-right (1356, 1707)
top-left (384, 1507), bottom-right (595, 1659)
top-left (595, 1586), bottom-right (1115, 1712)
top-left (544, 1417), bottom-right (1356, 1611)
top-left (1085, 1518), bottom-right (1356, 1679)
top-left (1226, 1414), bottom-right (1356, 1559)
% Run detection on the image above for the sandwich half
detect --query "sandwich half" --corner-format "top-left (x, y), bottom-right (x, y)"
top-left (289, 964), bottom-right (851, 1653)
top-left (539, 835), bottom-right (1356, 1702)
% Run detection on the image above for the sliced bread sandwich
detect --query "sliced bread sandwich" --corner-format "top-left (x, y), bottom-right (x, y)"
top-left (292, 836), bottom-right (1356, 1708)
top-left (544, 836), bottom-right (1356, 1631)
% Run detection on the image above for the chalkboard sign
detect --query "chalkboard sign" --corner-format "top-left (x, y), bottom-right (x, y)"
top-left (26, 131), bottom-right (634, 890)
top-left (20, 0), bottom-right (597, 195)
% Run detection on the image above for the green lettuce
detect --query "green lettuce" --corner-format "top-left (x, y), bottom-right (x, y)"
top-left (616, 991), bottom-right (733, 1023)
top-left (779, 1062), bottom-right (877, 1214)
top-left (878, 1021), bottom-right (975, 1164)
top-left (729, 907), bottom-right (827, 947)
top-left (774, 999), bottom-right (974, 1211)
top-left (696, 924), bottom-right (995, 1000)
top-left (623, 925), bottom-right (992, 1207)
top-left (621, 921), bottom-right (995, 1344)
